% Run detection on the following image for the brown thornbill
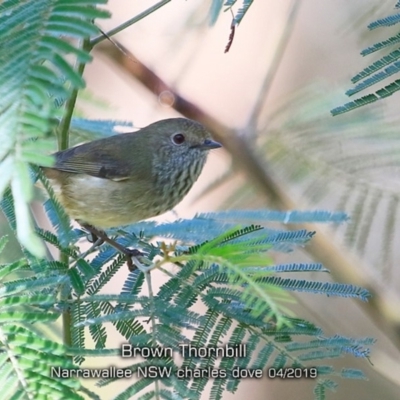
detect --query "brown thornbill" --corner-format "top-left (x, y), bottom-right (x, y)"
top-left (42, 118), bottom-right (221, 267)
top-left (43, 118), bottom-right (221, 227)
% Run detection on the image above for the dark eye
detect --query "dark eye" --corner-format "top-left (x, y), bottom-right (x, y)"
top-left (172, 133), bottom-right (185, 145)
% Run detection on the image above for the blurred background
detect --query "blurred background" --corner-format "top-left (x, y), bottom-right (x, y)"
top-left (4, 0), bottom-right (400, 399)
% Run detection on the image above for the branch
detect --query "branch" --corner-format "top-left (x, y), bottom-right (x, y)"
top-left (94, 40), bottom-right (400, 351)
top-left (90, 0), bottom-right (172, 47)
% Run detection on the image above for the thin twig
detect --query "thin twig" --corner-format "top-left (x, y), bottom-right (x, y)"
top-left (224, 17), bottom-right (236, 53)
top-left (58, 39), bottom-right (92, 151)
top-left (247, 0), bottom-right (302, 135)
top-left (58, 37), bottom-right (92, 348)
top-left (90, 0), bottom-right (172, 47)
top-left (145, 269), bottom-right (161, 399)
top-left (97, 28), bottom-right (137, 63)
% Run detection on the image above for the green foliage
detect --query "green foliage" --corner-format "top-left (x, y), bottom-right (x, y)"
top-left (224, 0), bottom-right (254, 25)
top-left (0, 2), bottom-right (375, 399)
top-left (332, 2), bottom-right (400, 114)
top-left (0, 0), bottom-right (109, 256)
top-left (0, 240), bottom-right (86, 398)
top-left (0, 192), bottom-right (374, 399)
top-left (222, 84), bottom-right (400, 276)
top-left (209, 0), bottom-right (255, 26)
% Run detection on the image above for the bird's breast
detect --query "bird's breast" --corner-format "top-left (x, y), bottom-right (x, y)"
top-left (153, 156), bottom-right (205, 209)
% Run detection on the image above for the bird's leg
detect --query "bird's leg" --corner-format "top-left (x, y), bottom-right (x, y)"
top-left (80, 223), bottom-right (142, 271)
top-left (86, 230), bottom-right (103, 244)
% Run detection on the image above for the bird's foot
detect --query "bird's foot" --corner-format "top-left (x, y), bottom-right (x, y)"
top-left (86, 231), bottom-right (104, 245)
top-left (123, 248), bottom-right (144, 271)
top-left (80, 223), bottom-right (143, 271)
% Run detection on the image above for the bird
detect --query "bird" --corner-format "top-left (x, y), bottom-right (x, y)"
top-left (42, 118), bottom-right (221, 229)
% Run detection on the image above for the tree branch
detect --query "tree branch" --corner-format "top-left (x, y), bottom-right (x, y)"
top-left (94, 40), bottom-right (400, 351)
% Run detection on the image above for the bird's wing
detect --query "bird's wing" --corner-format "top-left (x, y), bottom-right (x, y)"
top-left (51, 135), bottom-right (144, 181)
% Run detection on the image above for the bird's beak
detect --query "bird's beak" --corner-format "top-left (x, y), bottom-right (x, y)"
top-left (195, 139), bottom-right (222, 150)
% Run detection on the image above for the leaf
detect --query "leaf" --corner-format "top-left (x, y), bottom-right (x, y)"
top-left (0, 0), bottom-right (109, 258)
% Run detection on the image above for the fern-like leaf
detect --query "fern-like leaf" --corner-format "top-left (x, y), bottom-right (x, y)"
top-left (0, 0), bottom-right (109, 255)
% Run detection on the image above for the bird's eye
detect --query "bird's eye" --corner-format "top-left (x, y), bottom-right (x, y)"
top-left (172, 133), bottom-right (185, 145)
